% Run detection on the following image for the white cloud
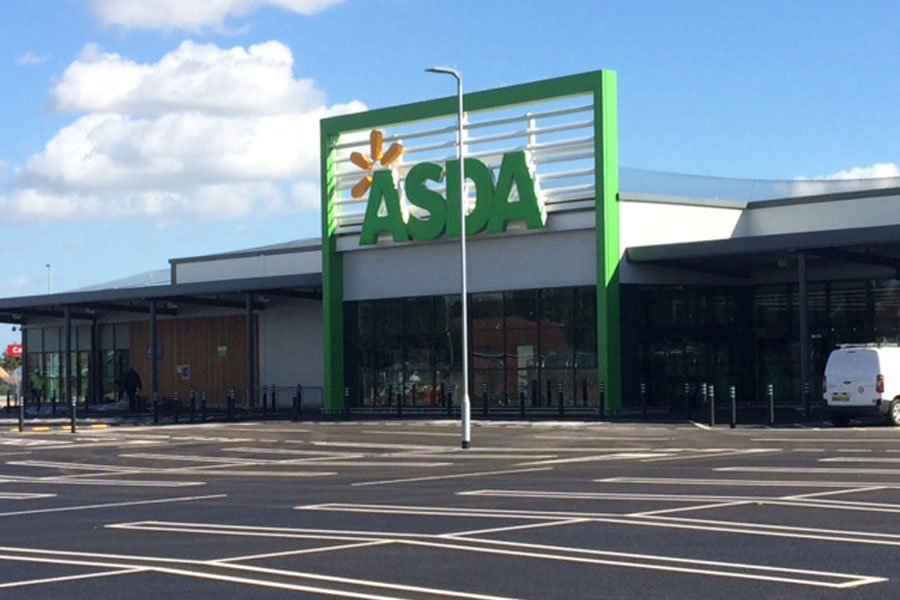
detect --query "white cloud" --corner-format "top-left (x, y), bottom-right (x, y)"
top-left (16, 52), bottom-right (48, 66)
top-left (89, 0), bottom-right (344, 31)
top-left (784, 162), bottom-right (900, 198)
top-left (52, 41), bottom-right (324, 115)
top-left (5, 41), bottom-right (364, 222)
top-left (812, 162), bottom-right (900, 180)
top-left (2, 277), bottom-right (31, 291)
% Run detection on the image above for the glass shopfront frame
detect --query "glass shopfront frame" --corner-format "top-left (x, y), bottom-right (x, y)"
top-left (345, 286), bottom-right (600, 415)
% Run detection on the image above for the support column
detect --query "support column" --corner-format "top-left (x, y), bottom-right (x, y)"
top-left (150, 300), bottom-right (158, 411)
top-left (90, 322), bottom-right (100, 407)
top-left (798, 254), bottom-right (810, 420)
top-left (246, 293), bottom-right (254, 408)
top-left (64, 307), bottom-right (73, 424)
top-left (20, 322), bottom-right (28, 403)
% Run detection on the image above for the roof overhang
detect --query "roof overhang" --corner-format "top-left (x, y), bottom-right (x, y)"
top-left (0, 273), bottom-right (322, 324)
top-left (626, 223), bottom-right (900, 279)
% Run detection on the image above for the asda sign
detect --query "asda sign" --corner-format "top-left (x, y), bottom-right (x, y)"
top-left (359, 150), bottom-right (546, 246)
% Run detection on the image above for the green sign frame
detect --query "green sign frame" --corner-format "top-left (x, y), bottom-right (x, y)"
top-left (320, 70), bottom-right (620, 414)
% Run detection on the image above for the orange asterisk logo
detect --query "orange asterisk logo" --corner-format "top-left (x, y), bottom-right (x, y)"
top-left (349, 130), bottom-right (404, 199)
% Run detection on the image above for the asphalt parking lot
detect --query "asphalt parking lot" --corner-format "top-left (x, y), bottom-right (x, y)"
top-left (0, 419), bottom-right (898, 599)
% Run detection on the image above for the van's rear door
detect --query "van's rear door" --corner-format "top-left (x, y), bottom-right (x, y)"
top-left (826, 349), bottom-right (879, 407)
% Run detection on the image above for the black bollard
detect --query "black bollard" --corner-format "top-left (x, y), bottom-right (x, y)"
top-left (173, 391), bottom-right (180, 424)
top-left (227, 386), bottom-right (235, 422)
top-left (640, 382), bottom-right (647, 420)
top-left (599, 382), bottom-right (605, 419)
top-left (482, 383), bottom-right (488, 417)
top-left (292, 384), bottom-right (302, 422)
top-left (18, 394), bottom-right (24, 433)
top-left (189, 389), bottom-right (197, 423)
top-left (708, 384), bottom-right (716, 427)
top-left (729, 385), bottom-right (736, 429)
top-left (520, 385), bottom-right (526, 417)
top-left (346, 387), bottom-right (352, 420)
top-left (262, 385), bottom-right (268, 419)
top-left (152, 391), bottom-right (159, 424)
top-left (200, 390), bottom-right (207, 422)
top-left (558, 382), bottom-right (564, 417)
top-left (767, 383), bottom-right (775, 426)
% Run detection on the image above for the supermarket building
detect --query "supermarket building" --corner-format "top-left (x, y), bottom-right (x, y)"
top-left (4, 70), bottom-right (900, 422)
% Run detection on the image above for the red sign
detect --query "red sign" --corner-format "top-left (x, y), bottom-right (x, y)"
top-left (6, 344), bottom-right (22, 358)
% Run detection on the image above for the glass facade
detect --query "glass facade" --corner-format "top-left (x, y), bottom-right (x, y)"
top-left (621, 278), bottom-right (900, 421)
top-left (345, 286), bottom-right (599, 414)
top-left (24, 323), bottom-right (130, 407)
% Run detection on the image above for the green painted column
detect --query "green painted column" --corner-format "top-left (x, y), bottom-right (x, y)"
top-left (594, 71), bottom-right (621, 413)
top-left (320, 128), bottom-right (345, 415)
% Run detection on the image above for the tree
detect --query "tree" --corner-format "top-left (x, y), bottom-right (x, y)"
top-left (0, 353), bottom-right (20, 372)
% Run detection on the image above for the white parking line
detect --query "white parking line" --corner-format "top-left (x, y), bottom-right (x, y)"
top-left (517, 453), bottom-right (666, 466)
top-left (213, 540), bottom-right (393, 563)
top-left (719, 466), bottom-right (900, 475)
top-left (594, 477), bottom-right (895, 488)
top-left (533, 435), bottom-right (672, 441)
top-left (782, 486), bottom-right (888, 500)
top-left (751, 438), bottom-right (900, 443)
top-left (462, 490), bottom-right (799, 504)
top-left (629, 501), bottom-right (750, 517)
top-left (104, 519), bottom-right (885, 589)
top-left (352, 467), bottom-right (553, 487)
top-left (0, 493), bottom-right (226, 518)
top-left (297, 501), bottom-right (900, 549)
top-left (361, 430), bottom-right (461, 437)
top-left (0, 568), bottom-right (145, 589)
top-left (820, 457), bottom-right (900, 463)
top-left (0, 492), bottom-right (56, 500)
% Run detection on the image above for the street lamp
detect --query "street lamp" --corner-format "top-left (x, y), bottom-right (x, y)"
top-left (45, 264), bottom-right (52, 294)
top-left (426, 66), bottom-right (471, 449)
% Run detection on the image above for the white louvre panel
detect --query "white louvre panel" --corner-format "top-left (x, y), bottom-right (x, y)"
top-left (330, 94), bottom-right (596, 239)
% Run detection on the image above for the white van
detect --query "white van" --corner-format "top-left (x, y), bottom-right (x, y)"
top-left (823, 346), bottom-right (900, 426)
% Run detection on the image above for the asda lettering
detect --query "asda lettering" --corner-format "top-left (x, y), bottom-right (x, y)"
top-left (359, 151), bottom-right (546, 245)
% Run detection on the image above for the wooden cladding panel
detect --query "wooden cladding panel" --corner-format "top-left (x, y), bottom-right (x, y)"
top-left (130, 315), bottom-right (259, 398)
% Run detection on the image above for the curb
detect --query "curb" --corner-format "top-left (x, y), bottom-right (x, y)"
top-left (8, 423), bottom-right (110, 433)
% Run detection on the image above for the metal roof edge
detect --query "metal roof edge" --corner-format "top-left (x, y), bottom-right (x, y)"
top-left (747, 185), bottom-right (900, 210)
top-left (619, 192), bottom-right (747, 210)
top-left (626, 223), bottom-right (900, 263)
top-left (169, 238), bottom-right (322, 266)
top-left (0, 273), bottom-right (322, 314)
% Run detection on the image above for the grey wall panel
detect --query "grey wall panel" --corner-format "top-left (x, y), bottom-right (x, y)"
top-left (176, 251), bottom-right (321, 284)
top-left (25, 328), bottom-right (42, 352)
top-left (734, 194), bottom-right (900, 237)
top-left (258, 301), bottom-right (323, 389)
top-left (343, 230), bottom-right (596, 301)
top-left (77, 326), bottom-right (91, 351)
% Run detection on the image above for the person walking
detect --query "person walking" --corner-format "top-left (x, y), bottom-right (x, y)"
top-left (124, 367), bottom-right (142, 411)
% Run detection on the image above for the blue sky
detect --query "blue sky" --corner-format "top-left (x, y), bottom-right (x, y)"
top-left (1, 0), bottom-right (899, 347)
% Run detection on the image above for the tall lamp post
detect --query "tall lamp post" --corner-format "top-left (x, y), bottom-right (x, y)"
top-left (426, 66), bottom-right (471, 449)
top-left (45, 264), bottom-right (52, 294)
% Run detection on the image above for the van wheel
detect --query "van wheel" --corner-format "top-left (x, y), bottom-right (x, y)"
top-left (889, 400), bottom-right (900, 426)
top-left (831, 414), bottom-right (850, 427)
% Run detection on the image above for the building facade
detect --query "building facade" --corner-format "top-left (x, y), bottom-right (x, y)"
top-left (4, 70), bottom-right (900, 422)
